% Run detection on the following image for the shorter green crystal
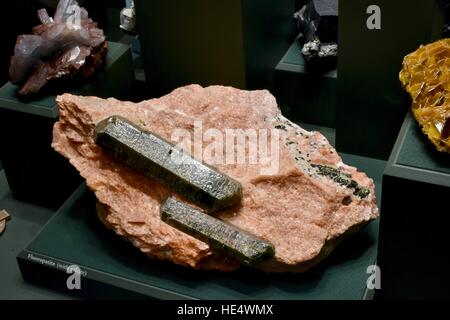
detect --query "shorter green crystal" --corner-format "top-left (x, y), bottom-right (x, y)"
top-left (161, 197), bottom-right (275, 266)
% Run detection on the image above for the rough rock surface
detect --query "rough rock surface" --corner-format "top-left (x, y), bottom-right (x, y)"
top-left (9, 0), bottom-right (107, 98)
top-left (52, 85), bottom-right (378, 273)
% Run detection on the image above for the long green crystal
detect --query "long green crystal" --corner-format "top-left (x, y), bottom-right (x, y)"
top-left (94, 116), bottom-right (242, 212)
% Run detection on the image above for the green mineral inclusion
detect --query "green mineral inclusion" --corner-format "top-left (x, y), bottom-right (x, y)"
top-left (311, 164), bottom-right (370, 198)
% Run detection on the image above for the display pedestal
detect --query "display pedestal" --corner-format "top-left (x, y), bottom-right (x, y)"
top-left (0, 42), bottom-right (133, 209)
top-left (134, 0), bottom-right (295, 94)
top-left (377, 112), bottom-right (450, 299)
top-left (18, 175), bottom-right (381, 300)
top-left (274, 40), bottom-right (337, 127)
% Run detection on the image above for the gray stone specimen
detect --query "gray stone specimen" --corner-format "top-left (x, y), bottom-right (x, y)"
top-left (294, 0), bottom-right (338, 67)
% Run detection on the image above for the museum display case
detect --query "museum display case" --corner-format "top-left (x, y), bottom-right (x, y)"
top-left (0, 0), bottom-right (449, 304)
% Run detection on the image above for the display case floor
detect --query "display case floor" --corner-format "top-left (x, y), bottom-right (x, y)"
top-left (10, 151), bottom-right (385, 300)
top-left (0, 170), bottom-right (74, 300)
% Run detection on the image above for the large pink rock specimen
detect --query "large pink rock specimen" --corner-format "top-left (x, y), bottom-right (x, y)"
top-left (52, 85), bottom-right (378, 273)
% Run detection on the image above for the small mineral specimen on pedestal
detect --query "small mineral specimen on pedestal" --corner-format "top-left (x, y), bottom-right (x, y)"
top-left (400, 39), bottom-right (450, 153)
top-left (294, 0), bottom-right (338, 68)
top-left (9, 0), bottom-right (107, 99)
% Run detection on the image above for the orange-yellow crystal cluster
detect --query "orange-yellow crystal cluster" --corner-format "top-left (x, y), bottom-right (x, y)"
top-left (400, 39), bottom-right (450, 153)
